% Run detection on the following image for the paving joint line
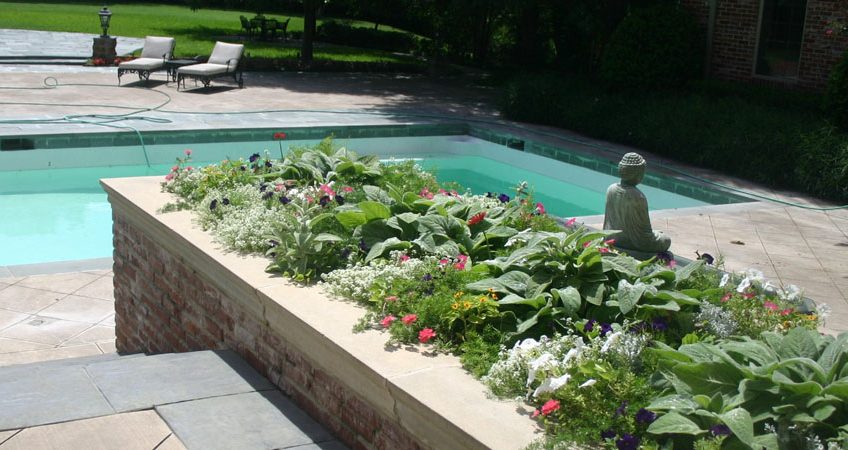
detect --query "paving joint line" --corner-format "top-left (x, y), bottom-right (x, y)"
top-left (0, 429), bottom-right (21, 445)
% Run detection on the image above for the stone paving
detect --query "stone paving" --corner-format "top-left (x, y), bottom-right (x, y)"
top-left (0, 29), bottom-right (144, 59)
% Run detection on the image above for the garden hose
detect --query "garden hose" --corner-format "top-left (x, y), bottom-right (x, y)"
top-left (0, 75), bottom-right (846, 211)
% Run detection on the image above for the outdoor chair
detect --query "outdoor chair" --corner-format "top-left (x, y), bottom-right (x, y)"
top-left (117, 36), bottom-right (175, 84)
top-left (240, 15), bottom-right (256, 39)
top-left (176, 41), bottom-right (244, 90)
top-left (276, 18), bottom-right (290, 41)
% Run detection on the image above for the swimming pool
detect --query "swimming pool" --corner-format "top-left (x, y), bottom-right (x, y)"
top-left (0, 134), bottom-right (745, 266)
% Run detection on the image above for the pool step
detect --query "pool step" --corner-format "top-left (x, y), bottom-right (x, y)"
top-left (0, 349), bottom-right (347, 450)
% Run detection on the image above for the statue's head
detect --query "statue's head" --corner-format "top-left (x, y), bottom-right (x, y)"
top-left (618, 152), bottom-right (646, 185)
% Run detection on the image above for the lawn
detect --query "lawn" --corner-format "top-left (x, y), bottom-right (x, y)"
top-left (0, 1), bottom-right (420, 64)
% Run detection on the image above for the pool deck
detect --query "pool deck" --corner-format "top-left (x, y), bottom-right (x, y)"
top-left (1, 27), bottom-right (848, 448)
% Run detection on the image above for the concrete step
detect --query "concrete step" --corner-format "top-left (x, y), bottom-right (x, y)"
top-left (0, 349), bottom-right (347, 450)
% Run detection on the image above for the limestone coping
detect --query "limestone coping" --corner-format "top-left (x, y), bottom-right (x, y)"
top-left (100, 175), bottom-right (541, 450)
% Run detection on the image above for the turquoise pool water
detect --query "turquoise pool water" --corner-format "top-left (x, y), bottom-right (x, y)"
top-left (0, 135), bottom-right (728, 266)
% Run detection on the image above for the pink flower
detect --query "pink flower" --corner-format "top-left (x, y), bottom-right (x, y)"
top-left (319, 184), bottom-right (336, 197)
top-left (721, 293), bottom-right (732, 302)
top-left (454, 254), bottom-right (468, 270)
top-left (170, 165), bottom-right (179, 172)
top-left (274, 183), bottom-right (284, 192)
top-left (401, 314), bottom-right (417, 325)
top-left (598, 247), bottom-right (610, 254)
top-left (780, 308), bottom-right (793, 316)
top-left (668, 260), bottom-right (677, 268)
top-left (742, 292), bottom-right (756, 300)
top-left (418, 327), bottom-right (436, 343)
top-left (306, 195), bottom-right (314, 204)
top-left (763, 301), bottom-right (779, 311)
top-left (419, 188), bottom-right (434, 200)
top-left (184, 149), bottom-right (192, 156)
top-left (532, 409), bottom-right (540, 418)
top-left (385, 295), bottom-right (398, 302)
top-left (535, 202), bottom-right (546, 215)
top-left (439, 258), bottom-right (449, 266)
top-left (603, 239), bottom-right (616, 246)
top-left (342, 186), bottom-right (354, 193)
top-left (438, 188), bottom-right (448, 196)
top-left (827, 28), bottom-right (834, 36)
top-left (184, 166), bottom-right (193, 171)
top-left (467, 211), bottom-right (487, 226)
top-left (583, 241), bottom-right (591, 248)
top-left (399, 254), bottom-right (410, 263)
top-left (450, 190), bottom-right (459, 197)
top-left (565, 218), bottom-right (577, 227)
top-left (541, 399), bottom-right (561, 416)
top-left (273, 131), bottom-right (287, 140)
top-left (380, 315), bottom-right (396, 328)
top-left (164, 173), bottom-right (175, 181)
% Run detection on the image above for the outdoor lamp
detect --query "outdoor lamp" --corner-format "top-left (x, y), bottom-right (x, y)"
top-left (98, 6), bottom-right (112, 37)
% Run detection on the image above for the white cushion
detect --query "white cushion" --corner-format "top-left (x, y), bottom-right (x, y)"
top-left (119, 57), bottom-right (164, 70)
top-left (177, 63), bottom-right (229, 77)
top-left (139, 36), bottom-right (175, 59)
top-left (207, 42), bottom-right (243, 68)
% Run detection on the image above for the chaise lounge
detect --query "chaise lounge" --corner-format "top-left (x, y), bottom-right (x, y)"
top-left (117, 36), bottom-right (175, 84)
top-left (176, 42), bottom-right (244, 90)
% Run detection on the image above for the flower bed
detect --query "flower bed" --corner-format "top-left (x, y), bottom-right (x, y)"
top-left (145, 138), bottom-right (846, 449)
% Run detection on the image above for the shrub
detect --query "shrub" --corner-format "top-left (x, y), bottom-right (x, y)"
top-left (825, 50), bottom-right (848, 129)
top-left (317, 20), bottom-right (419, 53)
top-left (796, 126), bottom-right (848, 202)
top-left (600, 3), bottom-right (703, 89)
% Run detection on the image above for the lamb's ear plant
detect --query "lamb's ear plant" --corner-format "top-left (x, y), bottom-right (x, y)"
top-left (647, 327), bottom-right (848, 449)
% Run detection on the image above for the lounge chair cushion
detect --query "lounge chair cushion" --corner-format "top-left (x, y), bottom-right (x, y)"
top-left (177, 63), bottom-right (230, 77)
top-left (139, 36), bottom-right (175, 60)
top-left (118, 57), bottom-right (165, 70)
top-left (206, 42), bottom-right (244, 70)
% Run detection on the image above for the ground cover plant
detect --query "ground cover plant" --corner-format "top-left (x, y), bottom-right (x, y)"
top-left (0, 1), bottom-right (421, 67)
top-left (162, 138), bottom-right (843, 449)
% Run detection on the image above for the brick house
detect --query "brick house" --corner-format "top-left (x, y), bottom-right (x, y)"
top-left (681, 0), bottom-right (848, 91)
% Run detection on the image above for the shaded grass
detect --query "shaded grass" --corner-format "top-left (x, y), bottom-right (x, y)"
top-left (0, 1), bottom-right (420, 64)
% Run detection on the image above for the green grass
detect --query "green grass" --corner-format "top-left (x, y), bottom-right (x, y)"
top-left (0, 1), bottom-right (420, 64)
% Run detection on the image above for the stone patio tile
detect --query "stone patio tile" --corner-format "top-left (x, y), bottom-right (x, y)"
top-left (0, 316), bottom-right (91, 346)
top-left (0, 268), bottom-right (13, 279)
top-left (0, 337), bottom-right (51, 354)
top-left (99, 313), bottom-right (115, 327)
top-left (87, 350), bottom-right (274, 412)
top-left (0, 361), bottom-right (114, 429)
top-left (15, 272), bottom-right (101, 294)
top-left (63, 325), bottom-right (115, 345)
top-left (72, 276), bottom-right (115, 301)
top-left (38, 295), bottom-right (114, 324)
top-left (769, 256), bottom-right (825, 271)
top-left (292, 442), bottom-right (350, 450)
top-left (156, 434), bottom-right (188, 450)
top-left (0, 285), bottom-right (63, 314)
top-left (0, 343), bottom-right (104, 367)
top-left (0, 410), bottom-right (172, 450)
top-left (96, 340), bottom-right (117, 354)
top-left (0, 309), bottom-right (28, 331)
top-left (709, 216), bottom-right (757, 232)
top-left (157, 391), bottom-right (337, 450)
top-left (0, 430), bottom-right (19, 444)
top-left (759, 241), bottom-right (815, 259)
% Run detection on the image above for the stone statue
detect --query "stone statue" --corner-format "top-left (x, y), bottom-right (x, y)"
top-left (603, 152), bottom-right (671, 255)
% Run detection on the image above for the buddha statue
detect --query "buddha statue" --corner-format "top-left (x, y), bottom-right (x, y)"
top-left (603, 153), bottom-right (671, 255)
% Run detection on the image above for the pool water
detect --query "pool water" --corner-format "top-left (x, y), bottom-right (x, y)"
top-left (0, 136), bottom-right (721, 266)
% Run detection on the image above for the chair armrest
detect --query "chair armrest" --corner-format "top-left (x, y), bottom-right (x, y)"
top-left (226, 57), bottom-right (241, 72)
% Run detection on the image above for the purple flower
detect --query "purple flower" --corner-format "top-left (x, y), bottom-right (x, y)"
top-left (600, 322), bottom-right (613, 337)
top-left (616, 433), bottom-right (640, 450)
top-left (656, 250), bottom-right (674, 264)
top-left (222, 198), bottom-right (230, 206)
top-left (635, 408), bottom-right (657, 425)
top-left (262, 191), bottom-right (273, 200)
top-left (335, 195), bottom-right (345, 205)
top-left (497, 193), bottom-right (510, 203)
top-left (340, 247), bottom-right (351, 259)
top-left (279, 196), bottom-right (290, 205)
top-left (697, 251), bottom-right (715, 265)
top-left (209, 199), bottom-right (218, 210)
top-left (583, 319), bottom-right (596, 332)
top-left (249, 153), bottom-right (260, 163)
top-left (264, 160), bottom-right (273, 168)
top-left (710, 424), bottom-right (731, 437)
top-left (240, 165), bottom-right (247, 171)
top-left (600, 429), bottom-right (617, 440)
top-left (267, 239), bottom-right (279, 247)
top-left (614, 401), bottom-right (628, 417)
top-left (259, 183), bottom-right (268, 192)
top-left (358, 239), bottom-right (370, 252)
top-left (422, 273), bottom-right (433, 282)
top-left (319, 195), bottom-right (331, 207)
top-left (651, 317), bottom-right (668, 332)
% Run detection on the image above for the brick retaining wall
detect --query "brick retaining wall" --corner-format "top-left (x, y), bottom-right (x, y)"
top-left (112, 215), bottom-right (422, 450)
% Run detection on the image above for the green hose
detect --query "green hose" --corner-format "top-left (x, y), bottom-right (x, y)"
top-left (0, 76), bottom-right (845, 211)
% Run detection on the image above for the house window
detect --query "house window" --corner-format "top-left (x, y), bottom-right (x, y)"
top-left (755, 0), bottom-right (808, 78)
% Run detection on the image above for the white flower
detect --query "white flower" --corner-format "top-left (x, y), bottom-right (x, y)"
top-left (719, 273), bottom-right (730, 288)
top-left (561, 341), bottom-right (584, 367)
top-left (578, 379), bottom-right (596, 388)
top-left (601, 331), bottom-right (622, 353)
top-left (532, 373), bottom-right (571, 397)
top-left (527, 353), bottom-right (555, 386)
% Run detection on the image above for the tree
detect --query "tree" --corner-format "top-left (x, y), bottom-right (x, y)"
top-left (301, 0), bottom-right (321, 67)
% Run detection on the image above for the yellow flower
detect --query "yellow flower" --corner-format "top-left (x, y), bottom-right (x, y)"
top-left (453, 291), bottom-right (464, 299)
top-left (463, 301), bottom-right (472, 310)
top-left (807, 314), bottom-right (818, 322)
top-left (451, 302), bottom-right (459, 310)
top-left (479, 296), bottom-right (488, 303)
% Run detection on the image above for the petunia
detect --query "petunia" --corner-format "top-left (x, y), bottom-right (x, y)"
top-left (209, 199), bottom-right (218, 210)
top-left (578, 378), bottom-right (596, 388)
top-left (497, 193), bottom-right (510, 203)
top-left (279, 196), bottom-right (290, 205)
top-left (380, 315), bottom-right (396, 328)
top-left (540, 399), bottom-right (560, 416)
top-left (535, 202), bottom-right (546, 215)
top-left (222, 198), bottom-right (230, 205)
top-left (710, 424), bottom-right (731, 437)
top-left (249, 153), bottom-right (260, 163)
top-left (600, 429), bottom-right (617, 440)
top-left (401, 314), bottom-right (417, 325)
top-left (335, 195), bottom-right (345, 205)
top-left (454, 254), bottom-right (468, 271)
top-left (635, 408), bottom-right (657, 425)
top-left (615, 433), bottom-right (640, 450)
top-left (583, 319), bottom-right (596, 332)
top-left (600, 322), bottom-right (613, 337)
top-left (533, 374), bottom-right (570, 397)
top-left (565, 217), bottom-right (577, 227)
top-left (319, 195), bottom-right (331, 207)
top-left (651, 317), bottom-right (668, 332)
top-left (265, 160), bottom-right (273, 168)
top-left (418, 328), bottom-right (436, 343)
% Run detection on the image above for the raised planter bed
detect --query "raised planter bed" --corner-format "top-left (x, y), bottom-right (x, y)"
top-left (102, 175), bottom-right (539, 450)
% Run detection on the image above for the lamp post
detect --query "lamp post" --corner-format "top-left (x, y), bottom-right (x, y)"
top-left (98, 6), bottom-right (112, 37)
top-left (92, 5), bottom-right (117, 62)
